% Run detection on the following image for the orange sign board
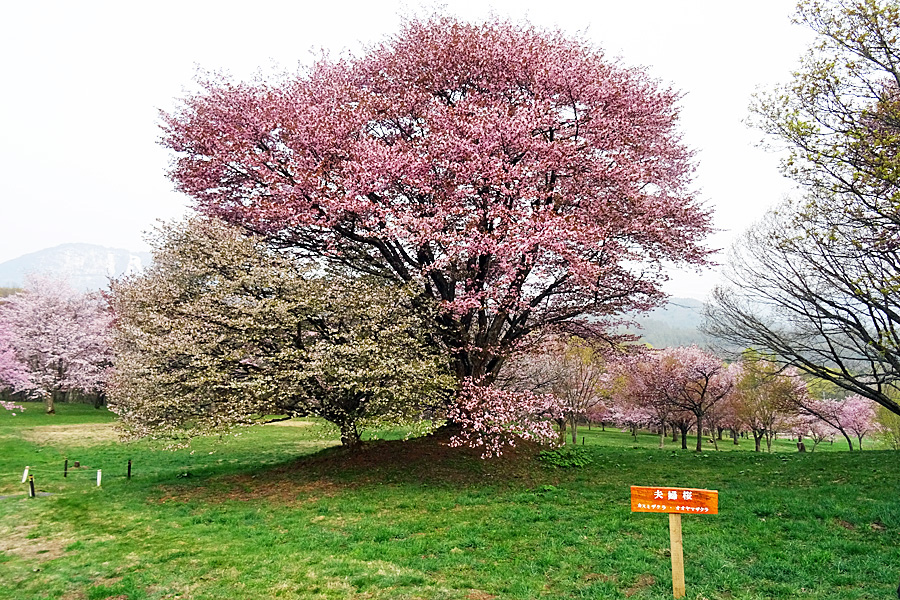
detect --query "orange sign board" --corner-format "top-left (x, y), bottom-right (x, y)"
top-left (631, 486), bottom-right (718, 515)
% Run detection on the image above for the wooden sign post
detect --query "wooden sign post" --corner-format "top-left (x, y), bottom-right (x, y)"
top-left (631, 486), bottom-right (718, 599)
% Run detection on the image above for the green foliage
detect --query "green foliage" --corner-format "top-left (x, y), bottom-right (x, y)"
top-left (538, 446), bottom-right (594, 468)
top-left (875, 405), bottom-right (900, 449)
top-left (0, 405), bottom-right (898, 599)
top-left (109, 217), bottom-right (453, 447)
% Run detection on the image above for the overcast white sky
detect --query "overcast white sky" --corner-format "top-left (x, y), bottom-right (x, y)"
top-left (1, 0), bottom-right (811, 300)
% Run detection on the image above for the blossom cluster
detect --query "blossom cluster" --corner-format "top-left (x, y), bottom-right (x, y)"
top-left (0, 275), bottom-right (111, 405)
top-left (447, 378), bottom-right (562, 458)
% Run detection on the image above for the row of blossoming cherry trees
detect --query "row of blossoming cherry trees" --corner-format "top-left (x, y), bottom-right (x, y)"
top-left (502, 338), bottom-right (880, 453)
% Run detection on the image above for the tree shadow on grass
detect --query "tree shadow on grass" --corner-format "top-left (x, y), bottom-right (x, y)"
top-left (155, 428), bottom-right (552, 505)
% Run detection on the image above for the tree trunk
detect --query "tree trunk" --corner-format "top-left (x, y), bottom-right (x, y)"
top-left (753, 431), bottom-right (762, 452)
top-left (557, 418), bottom-right (567, 445)
top-left (658, 428), bottom-right (666, 449)
top-left (732, 428), bottom-right (739, 445)
top-left (672, 426), bottom-right (678, 442)
top-left (680, 427), bottom-right (688, 450)
top-left (339, 421), bottom-right (361, 447)
top-left (44, 393), bottom-right (55, 415)
top-left (695, 414), bottom-right (703, 452)
top-left (838, 428), bottom-right (854, 451)
top-left (570, 417), bottom-right (579, 445)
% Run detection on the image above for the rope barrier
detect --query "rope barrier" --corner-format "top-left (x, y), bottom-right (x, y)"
top-left (1, 453), bottom-right (301, 500)
top-left (4, 459), bottom-right (288, 480)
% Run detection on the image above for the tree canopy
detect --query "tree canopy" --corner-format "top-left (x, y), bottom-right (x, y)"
top-left (161, 16), bottom-right (712, 393)
top-left (611, 346), bottom-right (737, 451)
top-left (109, 218), bottom-right (452, 446)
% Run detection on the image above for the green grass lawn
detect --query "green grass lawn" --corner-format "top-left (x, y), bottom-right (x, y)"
top-left (0, 403), bottom-right (897, 599)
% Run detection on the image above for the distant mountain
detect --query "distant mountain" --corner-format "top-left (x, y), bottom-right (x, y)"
top-left (0, 244), bottom-right (152, 291)
top-left (628, 297), bottom-right (710, 348)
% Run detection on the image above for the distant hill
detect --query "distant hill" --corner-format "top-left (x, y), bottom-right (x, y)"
top-left (0, 244), bottom-right (152, 291)
top-left (627, 297), bottom-right (710, 348)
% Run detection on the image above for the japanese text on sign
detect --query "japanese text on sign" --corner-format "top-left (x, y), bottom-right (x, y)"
top-left (630, 486), bottom-right (718, 515)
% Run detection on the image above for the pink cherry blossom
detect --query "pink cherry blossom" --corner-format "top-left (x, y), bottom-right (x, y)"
top-left (447, 377), bottom-right (561, 458)
top-left (793, 394), bottom-right (877, 451)
top-left (610, 346), bottom-right (738, 451)
top-left (161, 16), bottom-right (713, 450)
top-left (0, 276), bottom-right (112, 413)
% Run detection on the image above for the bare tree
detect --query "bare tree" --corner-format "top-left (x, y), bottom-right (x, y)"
top-left (705, 0), bottom-right (900, 418)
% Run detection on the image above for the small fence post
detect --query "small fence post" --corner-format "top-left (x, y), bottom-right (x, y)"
top-left (21, 466), bottom-right (29, 483)
top-left (127, 459), bottom-right (132, 480)
top-left (28, 475), bottom-right (35, 498)
top-left (97, 469), bottom-right (102, 487)
top-left (64, 459), bottom-right (68, 478)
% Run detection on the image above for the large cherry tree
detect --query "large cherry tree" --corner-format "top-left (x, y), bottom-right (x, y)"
top-left (162, 17), bottom-right (712, 394)
top-left (109, 218), bottom-right (453, 447)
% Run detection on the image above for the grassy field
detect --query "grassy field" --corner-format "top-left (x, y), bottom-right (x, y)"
top-left (0, 403), bottom-right (898, 600)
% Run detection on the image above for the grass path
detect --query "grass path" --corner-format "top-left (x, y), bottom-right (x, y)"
top-left (0, 403), bottom-right (897, 599)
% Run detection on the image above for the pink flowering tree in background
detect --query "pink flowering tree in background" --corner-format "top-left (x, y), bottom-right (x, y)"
top-left (788, 413), bottom-right (836, 452)
top-left (837, 395), bottom-right (879, 450)
top-left (713, 388), bottom-right (744, 446)
top-left (584, 396), bottom-right (615, 432)
top-left (703, 399), bottom-right (737, 451)
top-left (806, 417), bottom-right (837, 451)
top-left (497, 335), bottom-right (609, 445)
top-left (608, 352), bottom-right (675, 448)
top-left (663, 347), bottom-right (739, 452)
top-left (668, 410), bottom-right (698, 450)
top-left (161, 16), bottom-right (712, 447)
top-left (549, 339), bottom-right (611, 444)
top-left (797, 398), bottom-right (861, 450)
top-left (0, 276), bottom-right (112, 414)
top-left (615, 346), bottom-right (737, 451)
top-left (604, 398), bottom-right (654, 439)
top-left (0, 328), bottom-right (27, 411)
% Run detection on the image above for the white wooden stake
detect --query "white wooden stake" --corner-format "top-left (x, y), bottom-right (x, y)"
top-left (21, 466), bottom-right (29, 483)
top-left (97, 469), bottom-right (102, 486)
